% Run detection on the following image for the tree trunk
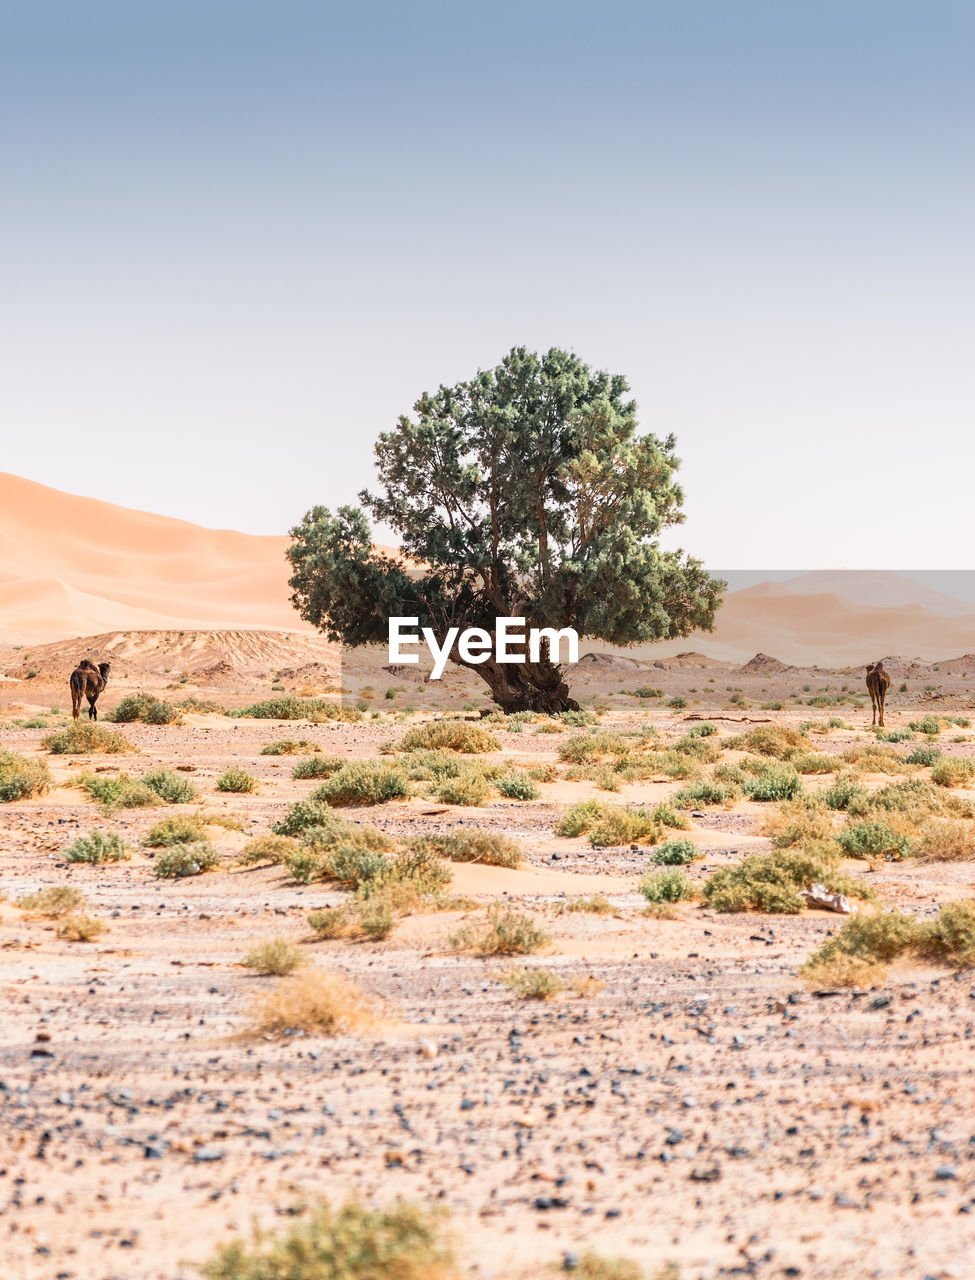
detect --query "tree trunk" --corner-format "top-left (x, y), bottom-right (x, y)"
top-left (467, 657), bottom-right (580, 714)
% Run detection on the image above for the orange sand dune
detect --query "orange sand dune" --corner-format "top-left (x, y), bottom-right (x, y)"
top-left (0, 473), bottom-right (300, 642)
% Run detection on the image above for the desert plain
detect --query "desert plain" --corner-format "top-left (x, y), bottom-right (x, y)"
top-left (2, 623), bottom-right (975, 1280)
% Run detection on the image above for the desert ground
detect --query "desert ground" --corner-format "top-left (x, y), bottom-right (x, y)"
top-left (2, 632), bottom-right (975, 1280)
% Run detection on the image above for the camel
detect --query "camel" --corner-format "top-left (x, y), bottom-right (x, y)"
top-left (70, 659), bottom-right (110, 720)
top-left (866, 660), bottom-right (890, 728)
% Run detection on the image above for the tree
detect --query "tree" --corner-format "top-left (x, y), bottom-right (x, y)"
top-left (287, 347), bottom-right (723, 713)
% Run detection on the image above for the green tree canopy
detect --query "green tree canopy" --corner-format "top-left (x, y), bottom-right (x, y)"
top-left (287, 347), bottom-right (723, 712)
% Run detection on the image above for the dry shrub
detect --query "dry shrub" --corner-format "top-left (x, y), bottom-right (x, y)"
top-left (800, 952), bottom-right (889, 990)
top-left (762, 800), bottom-right (834, 849)
top-left (555, 799), bottom-right (604, 837)
top-left (500, 966), bottom-right (564, 999)
top-left (931, 756), bottom-right (975, 789)
top-left (17, 885), bottom-right (86, 916)
top-left (44, 723), bottom-right (131, 755)
top-left (0, 750), bottom-right (52, 801)
top-left (242, 938), bottom-right (306, 975)
top-left (912, 819), bottom-right (973, 861)
top-left (57, 912), bottom-right (106, 941)
top-left (143, 814), bottom-right (207, 846)
top-left (250, 969), bottom-right (377, 1037)
top-left (261, 738), bottom-right (320, 755)
top-left (919, 900), bottom-right (975, 967)
top-left (804, 901), bottom-right (975, 977)
top-left (201, 1198), bottom-right (457, 1280)
top-left (398, 721), bottom-right (500, 753)
top-left (554, 895), bottom-right (613, 915)
top-left (569, 974), bottom-right (606, 997)
top-left (588, 806), bottom-right (661, 848)
top-left (239, 834), bottom-right (304, 865)
top-left (449, 905), bottom-right (548, 956)
top-left (840, 745), bottom-right (906, 775)
top-left (409, 829), bottom-right (521, 868)
top-left (726, 725), bottom-right (806, 758)
top-left (791, 752), bottom-right (837, 774)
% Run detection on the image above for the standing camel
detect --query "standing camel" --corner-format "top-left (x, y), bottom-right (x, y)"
top-left (866, 660), bottom-right (890, 728)
top-left (70, 659), bottom-right (111, 720)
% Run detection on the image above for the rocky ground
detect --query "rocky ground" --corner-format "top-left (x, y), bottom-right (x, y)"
top-left (1, 647), bottom-right (975, 1279)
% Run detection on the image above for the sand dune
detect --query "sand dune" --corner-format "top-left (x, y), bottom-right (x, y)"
top-left (0, 473), bottom-right (299, 642)
top-left (2, 471), bottom-right (974, 664)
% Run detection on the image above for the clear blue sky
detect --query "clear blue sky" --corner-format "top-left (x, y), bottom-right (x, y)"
top-left (3, 2), bottom-right (973, 566)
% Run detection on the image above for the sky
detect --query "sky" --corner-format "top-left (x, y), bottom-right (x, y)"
top-left (2, 1), bottom-right (973, 567)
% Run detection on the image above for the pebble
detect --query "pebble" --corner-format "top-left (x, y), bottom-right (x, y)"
top-left (193, 1146), bottom-right (226, 1163)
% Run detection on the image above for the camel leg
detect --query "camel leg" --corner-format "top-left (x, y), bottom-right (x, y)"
top-left (88, 695), bottom-right (98, 720)
top-left (71, 688), bottom-right (80, 720)
top-left (869, 688), bottom-right (877, 725)
top-left (878, 688), bottom-right (885, 729)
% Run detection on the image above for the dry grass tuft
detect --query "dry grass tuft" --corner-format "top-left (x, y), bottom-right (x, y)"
top-left (44, 722), bottom-right (131, 755)
top-left (57, 912), bottom-right (106, 941)
top-left (398, 721), bottom-right (500, 754)
top-left (449, 905), bottom-right (548, 956)
top-left (249, 969), bottom-right (378, 1038)
top-left (242, 938), bottom-right (306, 975)
top-left (499, 966), bottom-right (564, 999)
top-left (0, 750), bottom-right (53, 801)
top-left (409, 829), bottom-right (521, 868)
top-left (16, 885), bottom-right (86, 916)
top-left (201, 1198), bottom-right (457, 1280)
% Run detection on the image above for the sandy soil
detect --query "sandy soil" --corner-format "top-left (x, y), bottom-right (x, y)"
top-left (2, 643), bottom-right (975, 1280)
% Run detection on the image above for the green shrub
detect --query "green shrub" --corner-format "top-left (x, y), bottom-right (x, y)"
top-left (743, 765), bottom-right (803, 802)
top-left (496, 771), bottom-right (540, 801)
top-left (907, 744), bottom-right (942, 766)
top-left (639, 868), bottom-right (692, 904)
top-left (910, 715), bottom-right (941, 736)
top-left (216, 766), bottom-right (258, 793)
top-left (703, 849), bottom-right (871, 914)
top-left (651, 838), bottom-right (699, 865)
top-left (449, 905), bottom-right (548, 955)
top-left (273, 798), bottom-right (336, 835)
top-left (0, 750), bottom-right (52, 801)
top-left (432, 770), bottom-right (489, 806)
top-left (307, 907), bottom-right (352, 939)
top-left (327, 846), bottom-right (392, 889)
top-left (558, 734), bottom-right (600, 764)
top-left (242, 938), bottom-right (305, 976)
top-left (686, 721), bottom-right (717, 737)
top-left (632, 686), bottom-right (663, 699)
top-left (200, 1198), bottom-right (456, 1280)
top-left (292, 755), bottom-right (346, 780)
top-left (153, 841), bottom-right (220, 878)
top-left (44, 723), bottom-right (130, 755)
top-left (822, 775), bottom-right (868, 811)
top-left (74, 772), bottom-right (159, 809)
top-left (261, 738), bottom-right (320, 755)
top-left (671, 778), bottom-right (738, 807)
top-left (312, 762), bottom-right (410, 807)
top-left (879, 728), bottom-right (914, 743)
top-left (837, 820), bottom-right (911, 859)
top-left (65, 830), bottom-right (129, 864)
top-left (140, 769), bottom-right (198, 804)
top-left (555, 799), bottom-right (603, 837)
top-left (232, 697), bottom-right (361, 722)
top-left (110, 693), bottom-right (180, 724)
top-left (409, 829), bottom-right (521, 868)
top-left (397, 721), bottom-right (500, 753)
top-left (667, 696), bottom-right (687, 709)
top-left (650, 803), bottom-right (690, 830)
top-left (930, 757), bottom-right (975, 789)
top-left (282, 849), bottom-right (326, 885)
